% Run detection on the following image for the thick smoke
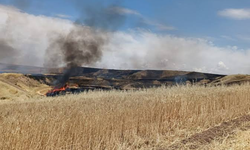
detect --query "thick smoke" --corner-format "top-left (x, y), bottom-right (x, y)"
top-left (0, 39), bottom-right (18, 64)
top-left (45, 4), bottom-right (125, 88)
top-left (45, 27), bottom-right (106, 88)
top-left (0, 4), bottom-right (73, 66)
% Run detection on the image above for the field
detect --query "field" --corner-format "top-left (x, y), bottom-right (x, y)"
top-left (1, 84), bottom-right (250, 149)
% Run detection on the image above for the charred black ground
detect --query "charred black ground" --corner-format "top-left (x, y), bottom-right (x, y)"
top-left (2, 63), bottom-right (244, 97)
top-left (19, 66), bottom-right (225, 91)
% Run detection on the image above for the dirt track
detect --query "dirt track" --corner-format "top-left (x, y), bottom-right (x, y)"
top-left (161, 114), bottom-right (250, 150)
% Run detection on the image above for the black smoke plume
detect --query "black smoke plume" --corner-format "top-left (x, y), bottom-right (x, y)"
top-left (45, 4), bottom-right (125, 88)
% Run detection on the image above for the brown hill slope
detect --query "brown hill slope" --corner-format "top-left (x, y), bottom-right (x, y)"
top-left (3, 63), bottom-right (250, 99)
top-left (0, 73), bottom-right (49, 100)
top-left (210, 74), bottom-right (250, 85)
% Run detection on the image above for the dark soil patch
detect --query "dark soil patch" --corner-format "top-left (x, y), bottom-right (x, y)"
top-left (161, 114), bottom-right (250, 150)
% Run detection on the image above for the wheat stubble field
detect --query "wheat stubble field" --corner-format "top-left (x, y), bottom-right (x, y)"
top-left (1, 85), bottom-right (250, 150)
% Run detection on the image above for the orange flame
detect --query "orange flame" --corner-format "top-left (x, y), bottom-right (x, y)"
top-left (46, 84), bottom-right (69, 96)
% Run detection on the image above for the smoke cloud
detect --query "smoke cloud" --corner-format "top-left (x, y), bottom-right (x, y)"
top-left (45, 27), bottom-right (106, 88)
top-left (0, 4), bottom-right (73, 66)
top-left (98, 31), bottom-right (250, 74)
top-left (44, 4), bottom-right (125, 88)
top-left (1, 4), bottom-right (250, 76)
top-left (0, 40), bottom-right (18, 63)
top-left (44, 27), bottom-right (104, 68)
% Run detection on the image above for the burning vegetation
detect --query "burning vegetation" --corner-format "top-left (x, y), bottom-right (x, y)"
top-left (46, 84), bottom-right (69, 97)
top-left (44, 4), bottom-right (125, 96)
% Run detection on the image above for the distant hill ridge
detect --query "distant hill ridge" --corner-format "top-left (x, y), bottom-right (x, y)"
top-left (0, 63), bottom-right (224, 79)
top-left (1, 63), bottom-right (250, 100)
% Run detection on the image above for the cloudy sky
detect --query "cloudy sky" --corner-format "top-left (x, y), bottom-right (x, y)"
top-left (0, 0), bottom-right (250, 74)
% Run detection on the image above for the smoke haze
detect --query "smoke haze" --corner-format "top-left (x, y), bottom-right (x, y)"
top-left (0, 40), bottom-right (18, 63)
top-left (0, 4), bottom-right (250, 75)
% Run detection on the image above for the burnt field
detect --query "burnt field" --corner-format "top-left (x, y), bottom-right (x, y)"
top-left (0, 63), bottom-right (239, 97)
top-left (25, 66), bottom-right (225, 90)
top-left (4, 63), bottom-right (250, 99)
top-left (3, 63), bottom-right (250, 98)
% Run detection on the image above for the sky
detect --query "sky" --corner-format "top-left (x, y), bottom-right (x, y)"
top-left (0, 0), bottom-right (250, 74)
top-left (1, 0), bottom-right (250, 48)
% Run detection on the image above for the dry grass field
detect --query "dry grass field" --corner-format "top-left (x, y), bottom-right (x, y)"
top-left (1, 84), bottom-right (250, 149)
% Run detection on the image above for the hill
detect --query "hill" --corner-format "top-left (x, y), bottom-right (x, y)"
top-left (0, 73), bottom-right (49, 101)
top-left (1, 63), bottom-right (250, 99)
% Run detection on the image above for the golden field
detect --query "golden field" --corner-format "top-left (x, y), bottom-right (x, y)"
top-left (1, 84), bottom-right (250, 149)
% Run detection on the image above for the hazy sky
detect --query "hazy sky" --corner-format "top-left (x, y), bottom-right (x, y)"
top-left (0, 0), bottom-right (250, 74)
top-left (2, 0), bottom-right (250, 48)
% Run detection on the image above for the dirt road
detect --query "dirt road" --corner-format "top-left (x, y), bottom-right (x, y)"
top-left (162, 113), bottom-right (250, 150)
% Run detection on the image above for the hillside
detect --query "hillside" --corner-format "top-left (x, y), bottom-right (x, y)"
top-left (1, 63), bottom-right (250, 99)
top-left (0, 73), bottom-right (49, 101)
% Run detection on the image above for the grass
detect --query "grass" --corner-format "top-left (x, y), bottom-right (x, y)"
top-left (0, 73), bottom-right (49, 101)
top-left (208, 121), bottom-right (250, 150)
top-left (1, 84), bottom-right (250, 149)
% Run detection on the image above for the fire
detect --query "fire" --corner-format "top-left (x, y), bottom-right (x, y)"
top-left (46, 84), bottom-right (69, 97)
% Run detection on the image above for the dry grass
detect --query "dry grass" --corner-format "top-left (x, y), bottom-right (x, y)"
top-left (0, 73), bottom-right (49, 101)
top-left (207, 121), bottom-right (250, 150)
top-left (1, 84), bottom-right (250, 149)
top-left (210, 74), bottom-right (250, 85)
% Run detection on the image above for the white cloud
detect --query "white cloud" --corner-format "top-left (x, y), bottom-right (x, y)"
top-left (143, 19), bottom-right (176, 31)
top-left (221, 35), bottom-right (236, 41)
top-left (1, 5), bottom-right (250, 74)
top-left (112, 7), bottom-right (175, 31)
top-left (111, 7), bottom-right (142, 16)
top-left (237, 35), bottom-right (250, 41)
top-left (55, 14), bottom-right (71, 19)
top-left (218, 8), bottom-right (250, 20)
top-left (217, 61), bottom-right (229, 70)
